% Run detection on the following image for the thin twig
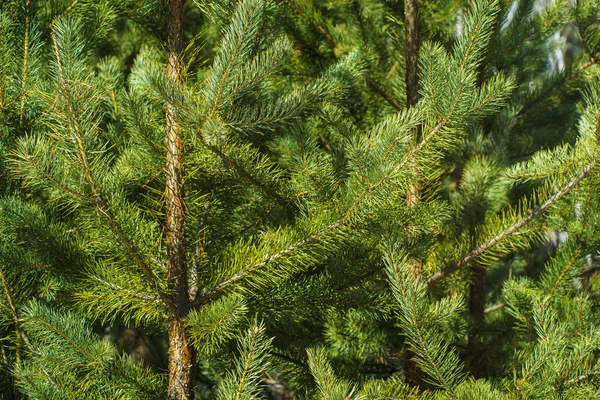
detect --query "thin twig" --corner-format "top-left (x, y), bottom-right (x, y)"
top-left (483, 303), bottom-right (506, 314)
top-left (565, 369), bottom-right (600, 385)
top-left (19, 0), bottom-right (31, 129)
top-left (404, 0), bottom-right (420, 110)
top-left (190, 196), bottom-right (211, 300)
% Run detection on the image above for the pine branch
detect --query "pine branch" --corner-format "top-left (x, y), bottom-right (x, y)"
top-left (93, 194), bottom-right (172, 310)
top-left (427, 161), bottom-right (597, 288)
top-left (23, 152), bottom-right (88, 201)
top-left (192, 116), bottom-right (447, 307)
top-left (239, 201), bottom-right (277, 235)
top-left (221, 47), bottom-right (287, 106)
top-left (370, 119), bottom-right (444, 192)
top-left (288, 3), bottom-right (403, 113)
top-left (542, 243), bottom-right (583, 304)
top-left (208, 0), bottom-right (256, 118)
top-left (287, 1), bottom-right (336, 47)
top-left (0, 279), bottom-right (57, 392)
top-left (51, 25), bottom-right (173, 311)
top-left (43, 0), bottom-right (82, 34)
top-left (410, 324), bottom-right (457, 397)
top-left (0, 269), bottom-right (33, 361)
top-left (216, 320), bottom-right (271, 400)
top-left (52, 0), bottom-right (81, 26)
top-left (235, 326), bottom-right (260, 399)
top-left (26, 310), bottom-right (161, 398)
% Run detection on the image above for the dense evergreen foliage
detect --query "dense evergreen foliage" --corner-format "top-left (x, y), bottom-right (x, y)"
top-left (1, 0), bottom-right (600, 398)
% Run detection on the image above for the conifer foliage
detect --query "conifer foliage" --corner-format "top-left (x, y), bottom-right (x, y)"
top-left (0, 0), bottom-right (599, 399)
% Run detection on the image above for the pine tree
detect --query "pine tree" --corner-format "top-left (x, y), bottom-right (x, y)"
top-left (0, 0), bottom-right (599, 399)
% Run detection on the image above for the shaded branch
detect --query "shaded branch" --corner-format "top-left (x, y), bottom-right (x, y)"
top-left (404, 0), bottom-right (424, 209)
top-left (190, 195), bottom-right (211, 300)
top-left (19, 0), bottom-right (31, 129)
top-left (204, 140), bottom-right (297, 209)
top-left (513, 59), bottom-right (595, 125)
top-left (29, 313), bottom-right (160, 398)
top-left (89, 275), bottom-right (161, 304)
top-left (24, 152), bottom-right (89, 200)
top-left (366, 77), bottom-right (402, 111)
top-left (50, 28), bottom-right (172, 311)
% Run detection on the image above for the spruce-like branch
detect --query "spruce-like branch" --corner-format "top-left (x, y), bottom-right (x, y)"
top-left (48, 24), bottom-right (173, 311)
top-left (427, 161), bottom-right (596, 287)
top-left (93, 194), bottom-right (171, 309)
top-left (193, 115), bottom-right (445, 308)
top-left (18, 0), bottom-right (31, 128)
top-left (23, 152), bottom-right (88, 201)
top-left (88, 275), bottom-right (160, 303)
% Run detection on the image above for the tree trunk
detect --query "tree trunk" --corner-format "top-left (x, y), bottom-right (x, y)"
top-left (165, 0), bottom-right (194, 399)
top-left (467, 207), bottom-right (486, 323)
top-left (404, 0), bottom-right (420, 112)
top-left (403, 0), bottom-right (424, 387)
top-left (168, 314), bottom-right (194, 399)
top-left (404, 0), bottom-right (421, 207)
top-left (468, 264), bottom-right (486, 322)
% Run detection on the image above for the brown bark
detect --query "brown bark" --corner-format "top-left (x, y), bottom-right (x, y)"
top-left (404, 0), bottom-right (421, 207)
top-left (404, 0), bottom-right (420, 111)
top-left (467, 205), bottom-right (486, 324)
top-left (168, 314), bottom-right (194, 399)
top-left (165, 1), bottom-right (194, 399)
